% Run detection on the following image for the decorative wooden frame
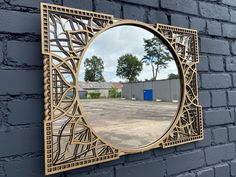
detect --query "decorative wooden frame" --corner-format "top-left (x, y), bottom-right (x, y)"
top-left (41, 3), bottom-right (203, 175)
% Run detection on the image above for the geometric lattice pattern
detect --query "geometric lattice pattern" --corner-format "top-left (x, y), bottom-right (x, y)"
top-left (41, 3), bottom-right (203, 175)
top-left (155, 25), bottom-right (203, 147)
top-left (41, 3), bottom-right (118, 175)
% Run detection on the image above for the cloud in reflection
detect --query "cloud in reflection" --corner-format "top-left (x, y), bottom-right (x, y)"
top-left (79, 25), bottom-right (178, 82)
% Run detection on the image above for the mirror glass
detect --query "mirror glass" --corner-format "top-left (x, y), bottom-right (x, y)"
top-left (78, 25), bottom-right (181, 149)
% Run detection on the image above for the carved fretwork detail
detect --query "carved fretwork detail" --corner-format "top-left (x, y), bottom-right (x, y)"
top-left (42, 3), bottom-right (118, 175)
top-left (42, 3), bottom-right (203, 175)
top-left (156, 25), bottom-right (203, 148)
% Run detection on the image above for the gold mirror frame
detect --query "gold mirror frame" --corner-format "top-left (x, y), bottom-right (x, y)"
top-left (41, 3), bottom-right (203, 175)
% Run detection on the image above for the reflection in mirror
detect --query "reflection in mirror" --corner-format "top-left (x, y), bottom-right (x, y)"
top-left (77, 25), bottom-right (180, 149)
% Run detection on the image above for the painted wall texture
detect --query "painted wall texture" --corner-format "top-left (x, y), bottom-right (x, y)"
top-left (0, 0), bottom-right (235, 176)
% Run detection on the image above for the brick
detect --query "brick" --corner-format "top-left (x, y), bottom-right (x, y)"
top-left (230, 160), bottom-right (236, 176)
top-left (4, 157), bottom-right (61, 177)
top-left (0, 102), bottom-right (8, 128)
top-left (233, 74), bottom-right (236, 87)
top-left (226, 57), bottom-right (236, 71)
top-left (196, 167), bottom-right (214, 177)
top-left (199, 2), bottom-right (230, 21)
top-left (176, 143), bottom-right (195, 151)
top-left (123, 4), bottom-right (146, 21)
top-left (215, 163), bottom-right (230, 177)
top-left (0, 165), bottom-right (5, 176)
top-left (154, 147), bottom-right (175, 156)
top-left (8, 99), bottom-right (43, 125)
top-left (148, 10), bottom-right (168, 24)
top-left (65, 166), bottom-right (94, 176)
top-left (0, 10), bottom-right (40, 34)
top-left (95, 0), bottom-right (121, 17)
top-left (195, 129), bottom-right (212, 147)
top-left (198, 75), bottom-right (201, 89)
top-left (127, 151), bottom-right (153, 162)
top-left (199, 94), bottom-right (207, 114)
top-left (10, 0), bottom-right (53, 8)
top-left (3, 157), bottom-right (54, 177)
top-left (176, 173), bottom-right (195, 177)
top-left (0, 127), bottom-right (43, 157)
top-left (190, 17), bottom-right (206, 33)
top-left (0, 42), bottom-right (3, 64)
top-left (204, 108), bottom-right (234, 126)
top-left (228, 90), bottom-right (236, 106)
top-left (223, 23), bottom-right (236, 38)
top-left (201, 74), bottom-right (231, 89)
top-left (7, 41), bottom-right (42, 66)
top-left (230, 9), bottom-right (236, 23)
top-left (166, 150), bottom-right (204, 175)
top-left (0, 70), bottom-right (43, 95)
top-left (205, 143), bottom-right (235, 165)
top-left (209, 56), bottom-right (224, 72)
top-left (198, 56), bottom-right (208, 72)
top-left (67, 169), bottom-right (113, 177)
top-left (66, 172), bottom-right (89, 177)
top-left (116, 159), bottom-right (165, 177)
top-left (64, 0), bottom-right (92, 10)
top-left (212, 127), bottom-right (228, 144)
top-left (232, 42), bottom-right (236, 55)
top-left (200, 37), bottom-right (229, 55)
top-left (161, 0), bottom-right (198, 15)
top-left (98, 156), bottom-right (125, 168)
top-left (228, 125), bottom-right (236, 141)
top-left (222, 0), bottom-right (236, 7)
top-left (171, 14), bottom-right (189, 28)
top-left (207, 20), bottom-right (221, 36)
top-left (121, 0), bottom-right (159, 8)
top-left (211, 90), bottom-right (226, 107)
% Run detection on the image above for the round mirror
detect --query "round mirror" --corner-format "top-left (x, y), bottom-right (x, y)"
top-left (78, 25), bottom-right (181, 150)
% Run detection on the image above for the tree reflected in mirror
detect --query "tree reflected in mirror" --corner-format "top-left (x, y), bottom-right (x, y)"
top-left (77, 25), bottom-right (181, 149)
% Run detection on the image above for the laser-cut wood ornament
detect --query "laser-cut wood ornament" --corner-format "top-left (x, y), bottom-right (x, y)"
top-left (41, 3), bottom-right (203, 175)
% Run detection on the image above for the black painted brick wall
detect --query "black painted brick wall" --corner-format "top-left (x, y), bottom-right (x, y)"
top-left (0, 0), bottom-right (235, 177)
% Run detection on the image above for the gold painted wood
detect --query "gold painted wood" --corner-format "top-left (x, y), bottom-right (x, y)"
top-left (41, 2), bottom-right (203, 175)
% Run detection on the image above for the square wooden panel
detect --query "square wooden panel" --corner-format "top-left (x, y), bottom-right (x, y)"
top-left (41, 2), bottom-right (203, 175)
